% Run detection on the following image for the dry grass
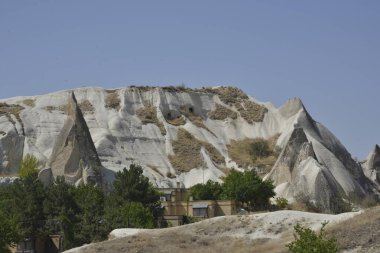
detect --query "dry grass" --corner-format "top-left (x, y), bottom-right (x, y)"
top-left (169, 128), bottom-right (205, 172)
top-left (43, 104), bottom-right (68, 113)
top-left (0, 102), bottom-right (25, 133)
top-left (213, 87), bottom-right (249, 105)
top-left (79, 231), bottom-right (263, 253)
top-left (22, 99), bottom-right (35, 107)
top-left (208, 103), bottom-right (238, 120)
top-left (77, 213), bottom-right (291, 253)
top-left (179, 106), bottom-right (214, 135)
top-left (227, 135), bottom-right (280, 174)
top-left (147, 165), bottom-right (164, 177)
top-left (166, 171), bottom-right (177, 178)
top-left (167, 115), bottom-right (186, 126)
top-left (136, 102), bottom-right (166, 135)
top-left (105, 90), bottom-right (121, 110)
top-left (237, 100), bottom-right (268, 123)
top-left (210, 87), bottom-right (267, 123)
top-left (79, 99), bottom-right (95, 113)
top-left (169, 128), bottom-right (223, 172)
top-left (204, 142), bottom-right (224, 164)
top-left (326, 206), bottom-right (380, 252)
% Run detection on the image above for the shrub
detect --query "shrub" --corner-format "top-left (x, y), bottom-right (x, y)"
top-left (169, 128), bottom-right (223, 172)
top-left (19, 154), bottom-right (39, 179)
top-left (287, 222), bottom-right (339, 253)
top-left (105, 91), bottom-right (121, 110)
top-left (222, 169), bottom-right (275, 210)
top-left (249, 140), bottom-right (271, 160)
top-left (190, 180), bottom-right (223, 200)
top-left (275, 197), bottom-right (288, 209)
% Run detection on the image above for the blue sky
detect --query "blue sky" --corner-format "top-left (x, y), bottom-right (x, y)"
top-left (0, 1), bottom-right (379, 158)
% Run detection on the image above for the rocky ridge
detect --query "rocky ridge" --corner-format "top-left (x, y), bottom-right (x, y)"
top-left (0, 86), bottom-right (377, 211)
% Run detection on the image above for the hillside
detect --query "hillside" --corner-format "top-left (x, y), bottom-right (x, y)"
top-left (63, 209), bottom-right (360, 253)
top-left (0, 86), bottom-right (377, 211)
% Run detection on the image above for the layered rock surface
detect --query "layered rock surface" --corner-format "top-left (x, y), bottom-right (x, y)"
top-left (0, 86), bottom-right (377, 210)
top-left (39, 92), bottom-right (103, 186)
top-left (362, 145), bottom-right (380, 184)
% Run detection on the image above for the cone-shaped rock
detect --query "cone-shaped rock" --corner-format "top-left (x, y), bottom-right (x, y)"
top-left (266, 127), bottom-right (316, 185)
top-left (265, 127), bottom-right (342, 211)
top-left (363, 145), bottom-right (380, 184)
top-left (47, 92), bottom-right (102, 185)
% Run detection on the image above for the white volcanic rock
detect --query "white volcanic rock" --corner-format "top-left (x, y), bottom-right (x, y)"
top-left (40, 92), bottom-right (103, 186)
top-left (265, 128), bottom-right (345, 211)
top-left (362, 145), bottom-right (380, 184)
top-left (0, 86), bottom-right (377, 210)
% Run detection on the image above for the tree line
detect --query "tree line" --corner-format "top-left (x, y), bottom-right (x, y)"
top-left (190, 169), bottom-right (276, 210)
top-left (0, 156), bottom-right (162, 252)
top-left (0, 155), bottom-right (277, 252)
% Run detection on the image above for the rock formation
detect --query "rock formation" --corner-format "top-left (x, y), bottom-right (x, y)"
top-left (362, 145), bottom-right (380, 184)
top-left (0, 86), bottom-right (377, 211)
top-left (39, 92), bottom-right (103, 186)
top-left (264, 128), bottom-right (344, 211)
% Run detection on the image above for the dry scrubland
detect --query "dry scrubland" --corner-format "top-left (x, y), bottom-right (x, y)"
top-left (66, 209), bottom-right (369, 253)
top-left (327, 206), bottom-right (380, 252)
top-left (169, 128), bottom-right (224, 173)
top-left (227, 135), bottom-right (280, 176)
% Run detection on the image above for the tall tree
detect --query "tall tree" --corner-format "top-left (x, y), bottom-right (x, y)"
top-left (190, 180), bottom-right (223, 200)
top-left (73, 183), bottom-right (107, 244)
top-left (222, 169), bottom-right (275, 210)
top-left (44, 176), bottom-right (78, 249)
top-left (105, 164), bottom-right (161, 229)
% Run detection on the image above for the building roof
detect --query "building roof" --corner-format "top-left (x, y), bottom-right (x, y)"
top-left (192, 203), bottom-right (208, 208)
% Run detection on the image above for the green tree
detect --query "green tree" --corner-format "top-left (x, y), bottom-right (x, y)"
top-left (249, 139), bottom-right (271, 160)
top-left (287, 222), bottom-right (339, 253)
top-left (275, 197), bottom-right (289, 209)
top-left (222, 169), bottom-right (275, 210)
top-left (120, 202), bottom-right (155, 229)
top-left (73, 183), bottom-right (107, 244)
top-left (0, 209), bottom-right (20, 253)
top-left (11, 171), bottom-right (46, 238)
top-left (105, 164), bottom-right (161, 230)
top-left (44, 176), bottom-right (78, 249)
top-left (19, 154), bottom-right (39, 179)
top-left (190, 180), bottom-right (223, 200)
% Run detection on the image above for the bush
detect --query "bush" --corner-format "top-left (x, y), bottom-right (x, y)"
top-left (287, 222), bottom-right (339, 253)
top-left (222, 169), bottom-right (275, 210)
top-left (275, 197), bottom-right (288, 209)
top-left (190, 180), bottom-right (223, 200)
top-left (19, 154), bottom-right (39, 179)
top-left (249, 140), bottom-right (271, 160)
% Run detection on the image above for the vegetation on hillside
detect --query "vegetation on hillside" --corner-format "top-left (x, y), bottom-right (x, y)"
top-left (227, 135), bottom-right (280, 176)
top-left (136, 101), bottom-right (166, 135)
top-left (104, 90), bottom-right (121, 110)
top-left (169, 128), bottom-right (224, 172)
top-left (0, 156), bottom-right (163, 251)
top-left (287, 222), bottom-right (339, 253)
top-left (190, 169), bottom-right (275, 211)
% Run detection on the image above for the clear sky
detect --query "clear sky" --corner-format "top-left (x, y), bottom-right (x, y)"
top-left (0, 1), bottom-right (379, 159)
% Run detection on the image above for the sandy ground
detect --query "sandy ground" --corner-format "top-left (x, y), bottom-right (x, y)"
top-left (64, 210), bottom-right (359, 253)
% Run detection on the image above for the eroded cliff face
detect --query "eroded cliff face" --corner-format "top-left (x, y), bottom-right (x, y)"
top-left (362, 145), bottom-right (380, 184)
top-left (39, 92), bottom-right (103, 186)
top-left (0, 86), bottom-right (376, 210)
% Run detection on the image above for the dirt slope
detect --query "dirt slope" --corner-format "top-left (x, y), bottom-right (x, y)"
top-left (65, 210), bottom-right (358, 253)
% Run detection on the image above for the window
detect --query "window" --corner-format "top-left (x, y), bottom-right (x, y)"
top-left (193, 208), bottom-right (207, 217)
top-left (192, 203), bottom-right (208, 217)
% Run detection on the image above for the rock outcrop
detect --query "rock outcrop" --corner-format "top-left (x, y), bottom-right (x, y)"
top-left (265, 128), bottom-right (343, 211)
top-left (363, 145), bottom-right (380, 184)
top-left (39, 92), bottom-right (103, 186)
top-left (0, 86), bottom-right (377, 211)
